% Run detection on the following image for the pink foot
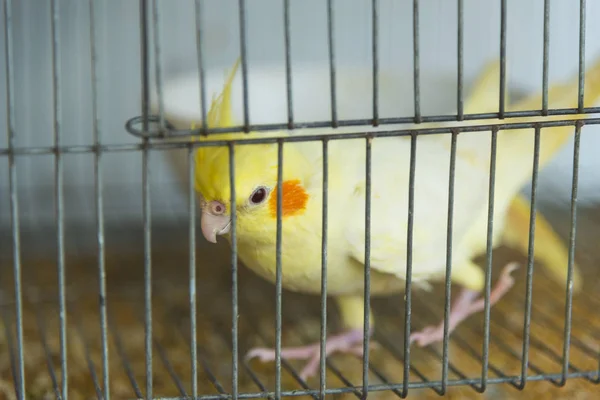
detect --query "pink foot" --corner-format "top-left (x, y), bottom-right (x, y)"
top-left (245, 329), bottom-right (375, 380)
top-left (410, 262), bottom-right (519, 347)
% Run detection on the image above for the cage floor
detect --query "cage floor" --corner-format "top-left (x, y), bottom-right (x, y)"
top-left (1, 211), bottom-right (599, 400)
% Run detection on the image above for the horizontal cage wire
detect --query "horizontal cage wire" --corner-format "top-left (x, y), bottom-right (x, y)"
top-left (1, 0), bottom-right (600, 400)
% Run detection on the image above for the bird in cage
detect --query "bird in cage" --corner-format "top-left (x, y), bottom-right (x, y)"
top-left (162, 55), bottom-right (600, 381)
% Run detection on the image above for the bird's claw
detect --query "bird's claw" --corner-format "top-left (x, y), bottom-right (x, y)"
top-left (245, 348), bottom-right (279, 363)
top-left (409, 262), bottom-right (519, 348)
top-left (244, 329), bottom-right (377, 380)
top-left (409, 325), bottom-right (444, 347)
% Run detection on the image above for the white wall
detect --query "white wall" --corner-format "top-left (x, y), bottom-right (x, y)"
top-left (1, 0), bottom-right (600, 230)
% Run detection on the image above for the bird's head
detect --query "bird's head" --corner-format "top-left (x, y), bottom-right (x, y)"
top-left (195, 142), bottom-right (312, 244)
top-left (192, 58), bottom-right (313, 245)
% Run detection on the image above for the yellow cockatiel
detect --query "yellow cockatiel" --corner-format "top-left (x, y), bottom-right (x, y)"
top-left (187, 57), bottom-right (599, 380)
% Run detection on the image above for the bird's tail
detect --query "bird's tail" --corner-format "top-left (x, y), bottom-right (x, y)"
top-left (460, 57), bottom-right (597, 293)
top-left (496, 55), bottom-right (600, 293)
top-left (462, 59), bottom-right (508, 115)
top-left (505, 54), bottom-right (600, 167)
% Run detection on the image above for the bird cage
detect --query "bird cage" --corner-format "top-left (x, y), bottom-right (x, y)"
top-left (1, 0), bottom-right (600, 399)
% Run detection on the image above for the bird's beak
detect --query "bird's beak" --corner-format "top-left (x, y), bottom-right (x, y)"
top-left (201, 209), bottom-right (231, 243)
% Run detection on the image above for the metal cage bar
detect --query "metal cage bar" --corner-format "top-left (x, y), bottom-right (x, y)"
top-left (559, 122), bottom-right (582, 385)
top-left (283, 0), bottom-right (293, 129)
top-left (31, 295), bottom-right (62, 398)
top-left (440, 130), bottom-right (459, 394)
top-left (107, 313), bottom-right (144, 398)
top-left (50, 1), bottom-right (69, 398)
top-left (124, 106), bottom-right (600, 139)
top-left (541, 0), bottom-right (550, 115)
top-left (229, 142), bottom-right (240, 400)
top-left (456, 0), bottom-right (464, 121)
top-left (238, 0), bottom-right (250, 132)
top-left (134, 369), bottom-right (600, 400)
top-left (274, 140), bottom-right (284, 399)
top-left (412, 0), bottom-right (421, 123)
top-left (188, 146), bottom-right (199, 398)
top-left (0, 116), bottom-right (597, 159)
top-left (71, 304), bottom-right (103, 398)
top-left (401, 132), bottom-right (418, 398)
top-left (362, 137), bottom-right (373, 395)
top-left (326, 0), bottom-right (338, 127)
top-left (499, 0), bottom-right (507, 118)
top-left (142, 115), bottom-right (154, 400)
top-left (371, 0), bottom-right (379, 126)
top-left (139, 1), bottom-right (154, 399)
top-left (480, 126), bottom-right (499, 392)
top-left (319, 139), bottom-right (329, 397)
top-left (577, 0), bottom-right (587, 112)
top-left (152, 0), bottom-right (165, 134)
top-left (518, 124), bottom-right (542, 389)
top-left (89, 0), bottom-right (110, 398)
top-left (3, 0), bottom-right (25, 398)
top-left (194, 0), bottom-right (208, 133)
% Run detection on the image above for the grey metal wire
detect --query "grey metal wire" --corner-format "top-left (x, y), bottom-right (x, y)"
top-left (238, 0), bottom-right (250, 132)
top-left (578, 0), bottom-right (586, 112)
top-left (456, 0), bottom-right (464, 120)
top-left (89, 1), bottom-right (109, 398)
top-left (188, 146), bottom-right (199, 398)
top-left (560, 122), bottom-right (582, 386)
top-left (152, 0), bottom-right (165, 134)
top-left (125, 104), bottom-right (600, 138)
top-left (154, 337), bottom-right (188, 396)
top-left (0, 115), bottom-right (594, 160)
top-left (191, 2), bottom-right (204, 387)
top-left (133, 370), bottom-right (599, 400)
top-left (139, 1), bottom-right (154, 398)
top-left (362, 137), bottom-right (373, 396)
top-left (374, 329), bottom-right (442, 396)
top-left (1, 299), bottom-right (23, 399)
top-left (194, 0), bottom-right (208, 133)
top-left (440, 131), bottom-right (458, 394)
top-left (32, 297), bottom-right (62, 399)
top-left (319, 139), bottom-right (329, 397)
top-left (50, 1), bottom-right (68, 398)
top-left (518, 125), bottom-right (542, 390)
top-left (372, 0), bottom-right (379, 126)
top-left (412, 0), bottom-right (421, 123)
top-left (229, 142), bottom-right (239, 400)
top-left (71, 305), bottom-right (103, 399)
top-left (401, 132), bottom-right (417, 398)
top-left (542, 0), bottom-right (550, 115)
top-left (173, 318), bottom-right (228, 396)
top-left (326, 0), bottom-right (337, 127)
top-left (108, 313), bottom-right (144, 398)
top-left (142, 139), bottom-right (153, 400)
top-left (274, 140), bottom-right (284, 399)
top-left (3, 0), bottom-right (25, 398)
top-left (480, 127), bottom-right (499, 392)
top-left (499, 0), bottom-right (507, 118)
top-left (283, 0), bottom-right (293, 129)
top-left (130, 300), bottom-right (190, 397)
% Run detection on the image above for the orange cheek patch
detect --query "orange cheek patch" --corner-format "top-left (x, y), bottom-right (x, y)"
top-left (269, 179), bottom-right (309, 218)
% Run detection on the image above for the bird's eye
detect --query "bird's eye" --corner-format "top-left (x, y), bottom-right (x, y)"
top-left (249, 187), bottom-right (268, 205)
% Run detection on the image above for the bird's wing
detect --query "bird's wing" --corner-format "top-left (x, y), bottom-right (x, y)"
top-left (338, 134), bottom-right (490, 283)
top-left (340, 59), bottom-right (504, 283)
